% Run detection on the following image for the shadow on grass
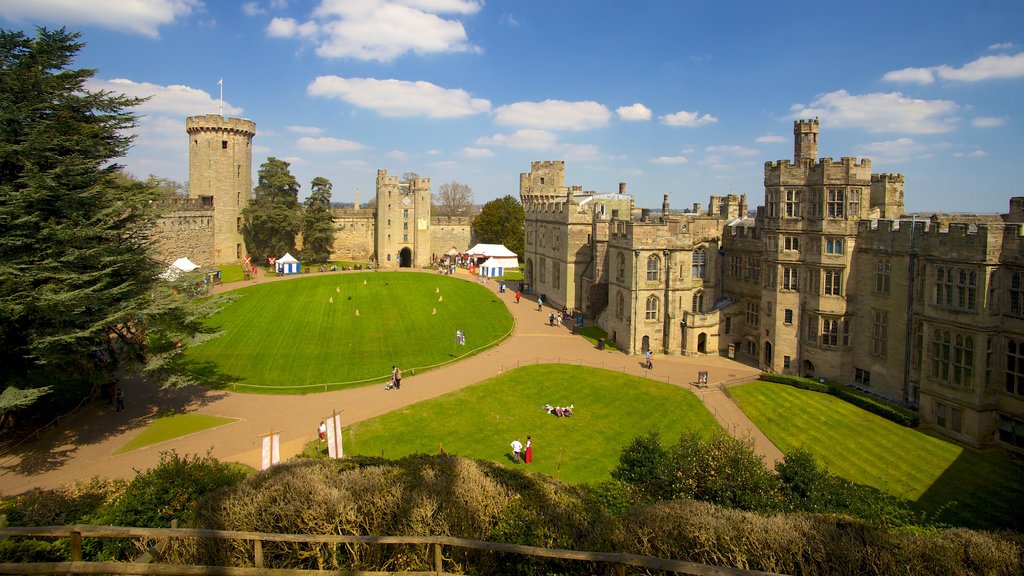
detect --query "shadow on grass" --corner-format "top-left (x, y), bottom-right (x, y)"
top-left (176, 357), bottom-right (247, 391)
top-left (915, 446), bottom-right (1024, 531)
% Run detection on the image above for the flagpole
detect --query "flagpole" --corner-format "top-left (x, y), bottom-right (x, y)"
top-left (218, 78), bottom-right (223, 117)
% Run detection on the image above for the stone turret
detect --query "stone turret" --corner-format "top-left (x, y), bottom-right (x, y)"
top-left (186, 114), bottom-right (256, 265)
top-left (793, 118), bottom-right (819, 164)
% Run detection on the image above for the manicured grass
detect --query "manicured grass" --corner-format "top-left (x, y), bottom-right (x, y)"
top-left (341, 364), bottom-right (721, 483)
top-left (114, 413), bottom-right (238, 454)
top-left (185, 272), bottom-right (513, 392)
top-left (729, 381), bottom-right (1024, 530)
top-left (578, 326), bottom-right (619, 351)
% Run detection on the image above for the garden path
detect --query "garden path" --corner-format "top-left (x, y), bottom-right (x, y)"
top-left (0, 269), bottom-right (774, 495)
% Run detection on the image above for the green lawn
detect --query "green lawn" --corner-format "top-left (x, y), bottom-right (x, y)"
top-left (185, 272), bottom-right (513, 392)
top-left (729, 381), bottom-right (1024, 530)
top-left (114, 413), bottom-right (238, 454)
top-left (341, 364), bottom-right (721, 483)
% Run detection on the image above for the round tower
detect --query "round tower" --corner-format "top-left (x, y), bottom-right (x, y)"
top-left (186, 114), bottom-right (256, 266)
top-left (793, 118), bottom-right (819, 164)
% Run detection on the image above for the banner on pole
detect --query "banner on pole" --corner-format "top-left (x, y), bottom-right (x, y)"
top-left (325, 414), bottom-right (343, 459)
top-left (455, 329), bottom-right (465, 346)
top-left (260, 432), bottom-right (280, 470)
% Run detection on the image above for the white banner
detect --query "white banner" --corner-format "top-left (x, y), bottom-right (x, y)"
top-left (260, 432), bottom-right (280, 470)
top-left (325, 414), bottom-right (344, 459)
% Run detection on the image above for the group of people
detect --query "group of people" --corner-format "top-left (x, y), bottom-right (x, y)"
top-left (385, 365), bottom-right (402, 390)
top-left (542, 403), bottom-right (574, 417)
top-left (510, 435), bottom-right (533, 463)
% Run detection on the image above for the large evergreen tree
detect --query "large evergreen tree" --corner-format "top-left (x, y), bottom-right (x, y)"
top-left (242, 157), bottom-right (300, 263)
top-left (301, 177), bottom-right (334, 264)
top-left (0, 28), bottom-right (188, 418)
top-left (472, 195), bottom-right (525, 257)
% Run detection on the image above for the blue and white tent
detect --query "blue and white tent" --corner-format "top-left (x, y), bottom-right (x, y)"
top-left (467, 243), bottom-right (519, 278)
top-left (276, 252), bottom-right (300, 274)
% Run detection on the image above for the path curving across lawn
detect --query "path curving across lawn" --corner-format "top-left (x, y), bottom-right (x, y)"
top-left (184, 272), bottom-right (513, 392)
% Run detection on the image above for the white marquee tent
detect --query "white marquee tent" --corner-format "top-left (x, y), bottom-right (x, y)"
top-left (276, 252), bottom-right (300, 275)
top-left (466, 244), bottom-right (519, 277)
top-left (159, 257), bottom-right (201, 280)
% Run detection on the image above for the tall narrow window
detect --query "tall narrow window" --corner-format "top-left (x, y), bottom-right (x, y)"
top-left (782, 266), bottom-right (799, 290)
top-left (821, 318), bottom-right (839, 347)
top-left (785, 189), bottom-right (801, 217)
top-left (824, 269), bottom-right (843, 296)
top-left (825, 237), bottom-right (844, 254)
top-left (692, 290), bottom-right (704, 313)
top-left (827, 189), bottom-right (845, 218)
top-left (616, 292), bottom-right (624, 320)
top-left (875, 259), bottom-right (891, 294)
top-left (646, 254), bottom-right (660, 281)
top-left (848, 189), bottom-right (861, 217)
top-left (1011, 272), bottom-right (1024, 317)
top-left (645, 295), bottom-right (659, 320)
top-left (872, 311), bottom-right (888, 357)
top-left (616, 253), bottom-right (625, 282)
top-left (1006, 339), bottom-right (1024, 395)
top-left (692, 249), bottom-right (707, 279)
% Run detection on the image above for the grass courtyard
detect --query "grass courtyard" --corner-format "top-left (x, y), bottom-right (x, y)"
top-left (340, 364), bottom-right (721, 483)
top-left (184, 272), bottom-right (513, 392)
top-left (729, 381), bottom-right (1024, 531)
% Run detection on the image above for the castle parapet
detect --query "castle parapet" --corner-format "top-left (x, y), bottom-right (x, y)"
top-left (186, 115), bottom-right (256, 137)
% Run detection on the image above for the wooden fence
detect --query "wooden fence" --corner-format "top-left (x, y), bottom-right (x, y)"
top-left (0, 525), bottom-right (786, 576)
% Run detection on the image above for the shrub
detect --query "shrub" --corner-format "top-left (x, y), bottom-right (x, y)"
top-left (610, 432), bottom-right (671, 502)
top-left (759, 372), bottom-right (829, 392)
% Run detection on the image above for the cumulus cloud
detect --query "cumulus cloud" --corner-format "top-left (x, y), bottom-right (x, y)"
top-left (462, 147), bottom-right (494, 158)
top-left (972, 116), bottom-right (1008, 128)
top-left (268, 0), bottom-right (482, 62)
top-left (616, 103), bottom-right (652, 121)
top-left (242, 2), bottom-right (265, 16)
top-left (706, 145), bottom-right (759, 156)
top-left (0, 0), bottom-right (198, 37)
top-left (854, 137), bottom-right (949, 163)
top-left (476, 129), bottom-right (559, 150)
top-left (660, 110), bottom-right (718, 127)
top-left (296, 136), bottom-right (364, 152)
top-left (953, 150), bottom-right (987, 158)
top-left (755, 134), bottom-right (787, 144)
top-left (883, 52), bottom-right (1024, 84)
top-left (86, 78), bottom-right (244, 116)
top-left (385, 150), bottom-right (409, 160)
top-left (494, 100), bottom-right (611, 131)
top-left (790, 90), bottom-right (959, 134)
top-left (989, 42), bottom-right (1017, 51)
top-left (308, 76), bottom-right (490, 118)
top-left (287, 125), bottom-right (324, 134)
top-left (650, 156), bottom-right (689, 165)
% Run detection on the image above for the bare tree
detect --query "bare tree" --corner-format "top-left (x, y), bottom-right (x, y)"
top-left (435, 181), bottom-right (474, 217)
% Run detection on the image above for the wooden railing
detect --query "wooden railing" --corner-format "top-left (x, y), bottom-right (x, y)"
top-left (0, 525), bottom-right (786, 576)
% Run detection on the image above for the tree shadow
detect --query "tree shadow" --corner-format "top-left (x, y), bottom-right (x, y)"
top-left (914, 445), bottom-right (1024, 532)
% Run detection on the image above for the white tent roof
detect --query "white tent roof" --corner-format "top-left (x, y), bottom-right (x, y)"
top-left (170, 257), bottom-right (201, 272)
top-left (466, 243), bottom-right (517, 258)
top-left (277, 252), bottom-right (299, 263)
top-left (480, 256), bottom-right (519, 269)
top-left (445, 247), bottom-right (460, 256)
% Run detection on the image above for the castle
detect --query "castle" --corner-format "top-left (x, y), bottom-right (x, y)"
top-left (521, 120), bottom-right (1024, 453)
top-left (152, 115), bottom-right (472, 269)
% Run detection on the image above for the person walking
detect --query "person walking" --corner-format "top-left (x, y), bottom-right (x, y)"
top-left (394, 366), bottom-right (402, 389)
top-left (645, 349), bottom-right (653, 369)
top-left (319, 420), bottom-right (327, 441)
top-left (537, 296), bottom-right (543, 311)
top-left (515, 291), bottom-right (521, 304)
top-left (511, 438), bottom-right (523, 463)
top-left (115, 387), bottom-right (125, 412)
top-left (524, 436), bottom-right (533, 464)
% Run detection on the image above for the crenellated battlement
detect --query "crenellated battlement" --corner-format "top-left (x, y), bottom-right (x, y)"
top-left (872, 173), bottom-right (905, 183)
top-left (154, 197), bottom-right (213, 211)
top-left (186, 115), bottom-right (256, 137)
top-left (857, 218), bottom-right (1020, 260)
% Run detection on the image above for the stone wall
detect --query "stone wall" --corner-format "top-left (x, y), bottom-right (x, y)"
top-left (330, 209), bottom-right (376, 262)
top-left (429, 216), bottom-right (473, 258)
top-left (151, 198), bottom-right (215, 267)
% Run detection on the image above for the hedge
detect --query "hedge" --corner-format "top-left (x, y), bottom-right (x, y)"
top-left (759, 373), bottom-right (919, 427)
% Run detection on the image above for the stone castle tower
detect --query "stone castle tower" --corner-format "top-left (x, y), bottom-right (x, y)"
top-left (374, 169), bottom-right (432, 268)
top-left (793, 117), bottom-right (819, 164)
top-left (186, 114), bottom-right (256, 265)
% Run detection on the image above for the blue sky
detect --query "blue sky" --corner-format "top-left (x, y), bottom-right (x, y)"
top-left (2, 0), bottom-right (1022, 213)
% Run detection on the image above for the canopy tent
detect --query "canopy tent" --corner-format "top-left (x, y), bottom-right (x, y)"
top-left (479, 256), bottom-right (515, 278)
top-left (159, 257), bottom-right (202, 280)
top-left (465, 243), bottom-right (518, 259)
top-left (275, 252), bottom-right (301, 275)
top-left (444, 247), bottom-right (460, 256)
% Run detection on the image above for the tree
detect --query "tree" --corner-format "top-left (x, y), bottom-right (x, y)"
top-left (242, 157), bottom-right (300, 263)
top-left (472, 195), bottom-right (524, 257)
top-left (301, 176), bottom-right (335, 264)
top-left (145, 175), bottom-right (188, 198)
top-left (0, 28), bottom-right (193, 420)
top-left (434, 181), bottom-right (474, 218)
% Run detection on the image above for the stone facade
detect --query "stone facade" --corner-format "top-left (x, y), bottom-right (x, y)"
top-left (520, 121), bottom-right (1024, 452)
top-left (150, 197), bottom-right (215, 267)
top-left (186, 115), bottom-right (256, 265)
top-left (375, 169), bottom-right (433, 268)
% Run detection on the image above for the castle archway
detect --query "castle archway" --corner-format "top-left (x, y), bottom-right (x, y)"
top-left (803, 360), bottom-right (815, 378)
top-left (399, 247), bottom-right (412, 268)
top-left (697, 332), bottom-right (707, 354)
top-left (764, 341), bottom-right (773, 370)
top-left (524, 258), bottom-right (534, 285)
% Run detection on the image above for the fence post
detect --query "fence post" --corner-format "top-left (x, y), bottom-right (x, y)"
top-left (254, 539), bottom-right (264, 568)
top-left (433, 542), bottom-right (443, 575)
top-left (70, 529), bottom-right (82, 561)
top-left (614, 561), bottom-right (626, 576)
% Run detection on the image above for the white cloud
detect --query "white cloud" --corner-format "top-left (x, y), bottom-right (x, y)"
top-left (269, 0), bottom-right (482, 62)
top-left (433, 160), bottom-right (458, 169)
top-left (385, 150), bottom-right (408, 160)
top-left (287, 125), bottom-right (324, 135)
top-left (972, 116), bottom-right (1008, 128)
top-left (650, 156), bottom-right (689, 165)
top-left (494, 100), bottom-right (611, 131)
top-left (500, 13), bottom-right (519, 26)
top-left (755, 134), bottom-right (787, 144)
top-left (267, 16), bottom-right (318, 38)
top-left (884, 53), bottom-right (1024, 84)
top-left (616, 103), bottom-right (652, 121)
top-left (296, 136), bottom-right (364, 152)
top-left (462, 147), bottom-right (494, 158)
top-left (86, 78), bottom-right (244, 117)
top-left (854, 137), bottom-right (946, 163)
top-left (989, 42), bottom-right (1017, 51)
top-left (660, 110), bottom-right (718, 127)
top-left (953, 150), bottom-right (988, 158)
top-left (706, 145), bottom-right (759, 156)
top-left (280, 156), bottom-right (307, 166)
top-left (242, 2), bottom-right (265, 16)
top-left (476, 129), bottom-right (558, 150)
top-left (790, 90), bottom-right (959, 134)
top-left (308, 76), bottom-right (490, 118)
top-left (0, 0), bottom-right (199, 37)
